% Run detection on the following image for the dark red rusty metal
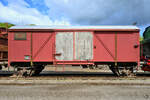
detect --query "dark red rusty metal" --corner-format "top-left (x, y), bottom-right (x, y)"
top-left (94, 34), bottom-right (115, 60)
top-left (33, 33), bottom-right (53, 59)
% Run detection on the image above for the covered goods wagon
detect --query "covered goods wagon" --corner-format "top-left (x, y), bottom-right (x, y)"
top-left (8, 26), bottom-right (140, 76)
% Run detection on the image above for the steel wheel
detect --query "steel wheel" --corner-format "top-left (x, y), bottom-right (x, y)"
top-left (109, 66), bottom-right (121, 76)
top-left (109, 65), bottom-right (134, 77)
top-left (31, 65), bottom-right (45, 76)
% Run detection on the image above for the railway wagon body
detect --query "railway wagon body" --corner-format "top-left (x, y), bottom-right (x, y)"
top-left (8, 26), bottom-right (140, 76)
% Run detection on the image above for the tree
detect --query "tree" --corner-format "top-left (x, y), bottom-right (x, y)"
top-left (0, 23), bottom-right (14, 28)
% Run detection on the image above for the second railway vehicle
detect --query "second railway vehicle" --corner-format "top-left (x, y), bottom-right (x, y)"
top-left (141, 26), bottom-right (150, 72)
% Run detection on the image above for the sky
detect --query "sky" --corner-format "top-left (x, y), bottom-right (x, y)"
top-left (0, 0), bottom-right (150, 36)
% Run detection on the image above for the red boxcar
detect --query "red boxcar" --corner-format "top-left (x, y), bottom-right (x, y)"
top-left (8, 26), bottom-right (140, 76)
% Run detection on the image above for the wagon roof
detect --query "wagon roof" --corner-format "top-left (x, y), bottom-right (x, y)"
top-left (9, 25), bottom-right (139, 32)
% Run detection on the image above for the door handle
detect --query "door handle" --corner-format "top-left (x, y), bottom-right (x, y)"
top-left (54, 53), bottom-right (62, 56)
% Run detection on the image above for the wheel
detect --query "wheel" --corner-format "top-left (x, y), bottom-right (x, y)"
top-left (88, 65), bottom-right (95, 69)
top-left (109, 66), bottom-right (120, 76)
top-left (31, 65), bottom-right (45, 76)
top-left (109, 65), bottom-right (134, 77)
top-left (4, 64), bottom-right (8, 68)
top-left (82, 65), bottom-right (88, 68)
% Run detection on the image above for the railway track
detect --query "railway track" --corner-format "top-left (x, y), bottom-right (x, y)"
top-left (0, 70), bottom-right (150, 80)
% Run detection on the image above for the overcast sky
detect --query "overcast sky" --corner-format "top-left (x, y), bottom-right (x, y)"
top-left (0, 0), bottom-right (150, 35)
